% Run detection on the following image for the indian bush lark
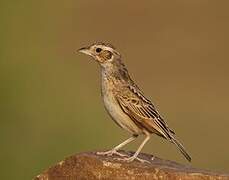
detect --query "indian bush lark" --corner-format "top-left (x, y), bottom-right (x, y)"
top-left (78, 42), bottom-right (191, 163)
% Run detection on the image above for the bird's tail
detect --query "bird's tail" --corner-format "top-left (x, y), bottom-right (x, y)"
top-left (170, 136), bottom-right (191, 162)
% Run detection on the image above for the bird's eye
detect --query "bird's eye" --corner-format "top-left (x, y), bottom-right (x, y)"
top-left (96, 48), bottom-right (102, 53)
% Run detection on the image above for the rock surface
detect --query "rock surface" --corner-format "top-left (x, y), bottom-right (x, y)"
top-left (34, 151), bottom-right (229, 180)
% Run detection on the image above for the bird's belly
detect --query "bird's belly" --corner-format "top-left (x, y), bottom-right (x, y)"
top-left (103, 93), bottom-right (142, 135)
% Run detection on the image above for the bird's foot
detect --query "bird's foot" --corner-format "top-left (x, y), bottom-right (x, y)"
top-left (96, 150), bottom-right (128, 157)
top-left (114, 156), bottom-right (151, 164)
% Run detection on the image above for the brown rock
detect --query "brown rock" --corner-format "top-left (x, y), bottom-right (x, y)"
top-left (34, 151), bottom-right (229, 180)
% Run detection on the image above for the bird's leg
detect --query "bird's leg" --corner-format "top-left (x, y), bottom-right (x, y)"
top-left (115, 134), bottom-right (151, 163)
top-left (97, 135), bottom-right (138, 157)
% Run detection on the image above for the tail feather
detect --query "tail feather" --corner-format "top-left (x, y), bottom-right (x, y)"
top-left (171, 136), bottom-right (191, 162)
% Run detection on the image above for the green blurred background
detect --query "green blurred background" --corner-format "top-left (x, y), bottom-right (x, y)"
top-left (1, 0), bottom-right (229, 179)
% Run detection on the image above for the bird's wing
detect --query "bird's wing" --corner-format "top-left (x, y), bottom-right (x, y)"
top-left (115, 85), bottom-right (174, 139)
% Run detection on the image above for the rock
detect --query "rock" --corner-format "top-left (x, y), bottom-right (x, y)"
top-left (34, 151), bottom-right (229, 180)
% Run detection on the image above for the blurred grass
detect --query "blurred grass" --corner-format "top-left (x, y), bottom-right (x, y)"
top-left (0, 0), bottom-right (229, 179)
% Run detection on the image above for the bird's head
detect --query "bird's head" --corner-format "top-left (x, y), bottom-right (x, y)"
top-left (78, 42), bottom-right (121, 64)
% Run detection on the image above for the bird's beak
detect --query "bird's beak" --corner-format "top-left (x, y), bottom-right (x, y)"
top-left (77, 47), bottom-right (92, 56)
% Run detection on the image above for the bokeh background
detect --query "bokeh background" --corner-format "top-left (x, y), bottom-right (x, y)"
top-left (1, 0), bottom-right (229, 179)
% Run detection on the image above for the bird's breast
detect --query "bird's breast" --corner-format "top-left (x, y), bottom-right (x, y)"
top-left (101, 74), bottom-right (142, 134)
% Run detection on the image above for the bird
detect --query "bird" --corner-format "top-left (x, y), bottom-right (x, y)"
top-left (78, 42), bottom-right (191, 163)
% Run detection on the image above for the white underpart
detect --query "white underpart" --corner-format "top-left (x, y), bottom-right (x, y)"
top-left (101, 70), bottom-right (142, 135)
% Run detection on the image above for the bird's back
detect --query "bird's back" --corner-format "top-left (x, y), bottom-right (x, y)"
top-left (100, 60), bottom-right (174, 138)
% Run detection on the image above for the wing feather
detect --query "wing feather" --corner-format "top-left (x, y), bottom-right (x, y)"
top-left (116, 85), bottom-right (175, 139)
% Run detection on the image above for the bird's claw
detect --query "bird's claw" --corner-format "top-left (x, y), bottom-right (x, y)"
top-left (96, 150), bottom-right (128, 157)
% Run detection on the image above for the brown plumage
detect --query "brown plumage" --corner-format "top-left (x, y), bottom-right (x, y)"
top-left (78, 42), bottom-right (191, 162)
